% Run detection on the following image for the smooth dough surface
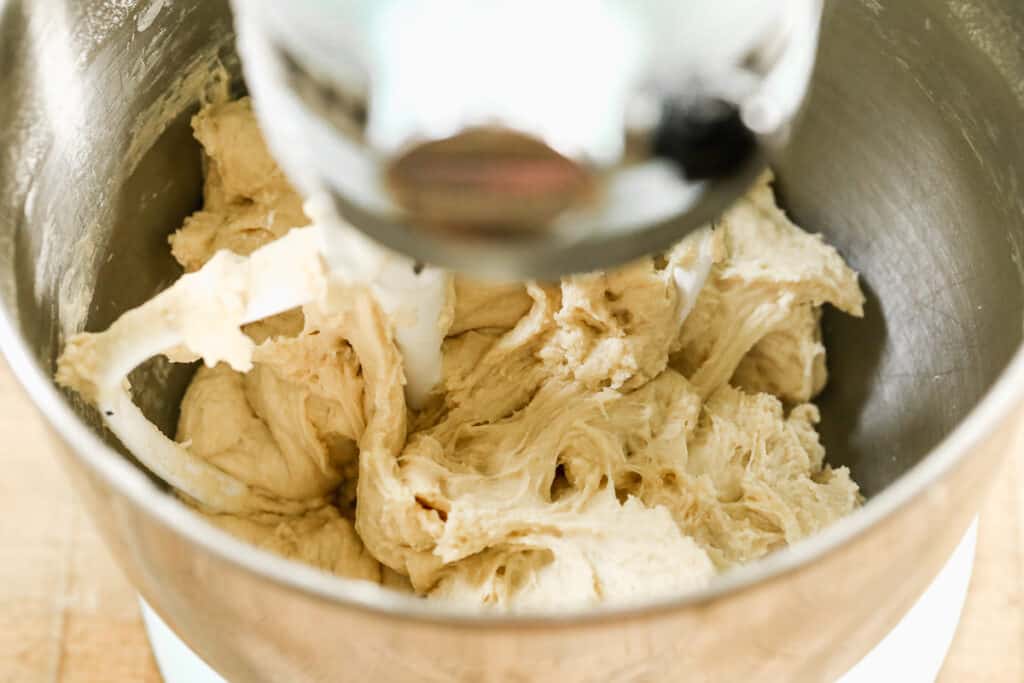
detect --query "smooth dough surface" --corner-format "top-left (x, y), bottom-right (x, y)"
top-left (67, 98), bottom-right (867, 609)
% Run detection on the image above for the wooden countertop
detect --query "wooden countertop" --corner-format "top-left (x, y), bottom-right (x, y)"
top-left (0, 356), bottom-right (1020, 682)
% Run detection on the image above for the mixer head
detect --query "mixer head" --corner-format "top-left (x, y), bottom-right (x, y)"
top-left (231, 0), bottom-right (823, 279)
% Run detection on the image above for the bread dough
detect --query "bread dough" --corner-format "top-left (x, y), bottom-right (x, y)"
top-left (58, 98), bottom-right (865, 610)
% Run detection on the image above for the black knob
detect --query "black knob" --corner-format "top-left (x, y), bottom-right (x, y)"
top-left (652, 99), bottom-right (758, 181)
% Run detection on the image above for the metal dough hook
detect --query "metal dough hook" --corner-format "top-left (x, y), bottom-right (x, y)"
top-left (231, 0), bottom-right (823, 278)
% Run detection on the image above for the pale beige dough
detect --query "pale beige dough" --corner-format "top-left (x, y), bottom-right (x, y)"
top-left (206, 507), bottom-right (381, 582)
top-left (58, 98), bottom-right (867, 609)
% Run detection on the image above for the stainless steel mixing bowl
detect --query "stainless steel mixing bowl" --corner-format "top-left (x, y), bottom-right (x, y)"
top-left (1, 1), bottom-right (1023, 681)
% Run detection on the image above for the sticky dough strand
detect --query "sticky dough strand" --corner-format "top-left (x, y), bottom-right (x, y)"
top-left (57, 227), bottom-right (327, 515)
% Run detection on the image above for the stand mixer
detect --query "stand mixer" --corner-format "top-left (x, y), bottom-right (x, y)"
top-left (55, 0), bottom-right (826, 461)
top-left (5, 0), bottom-right (1024, 679)
top-left (230, 0), bottom-right (822, 278)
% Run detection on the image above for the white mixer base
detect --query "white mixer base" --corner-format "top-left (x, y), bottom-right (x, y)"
top-left (141, 520), bottom-right (978, 683)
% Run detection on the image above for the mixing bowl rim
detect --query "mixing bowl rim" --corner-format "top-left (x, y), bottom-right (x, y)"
top-left (1, 298), bottom-right (1021, 626)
